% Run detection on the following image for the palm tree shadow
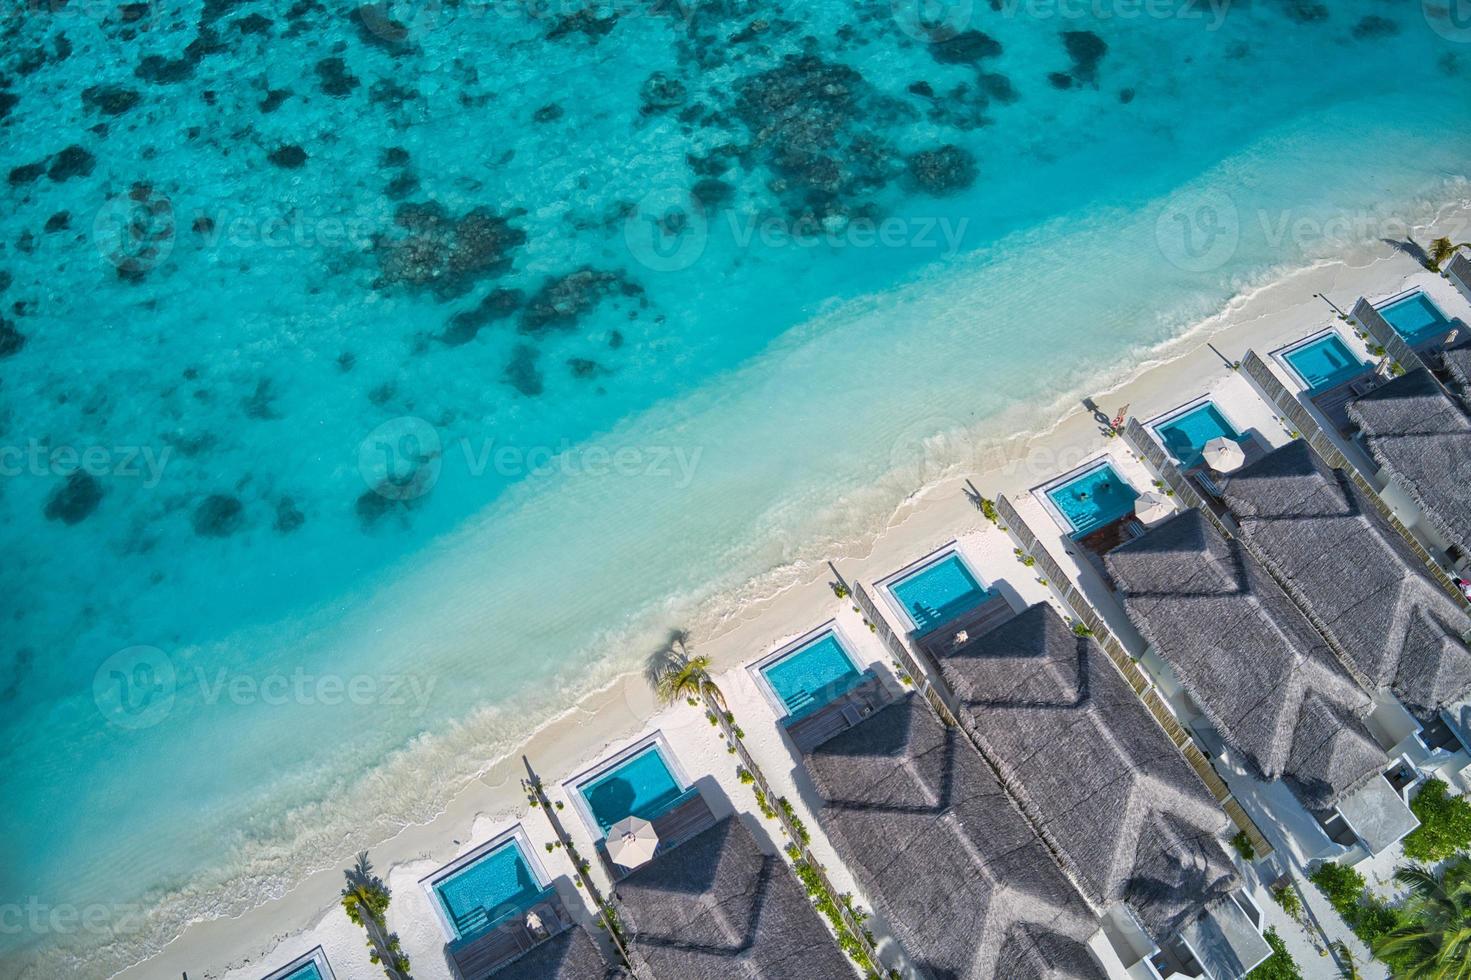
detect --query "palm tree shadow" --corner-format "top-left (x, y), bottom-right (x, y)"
top-left (1382, 236), bottom-right (1432, 270)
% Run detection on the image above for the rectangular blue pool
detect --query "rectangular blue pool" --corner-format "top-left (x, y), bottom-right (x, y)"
top-left (888, 553), bottom-right (991, 635)
top-left (1283, 333), bottom-right (1369, 392)
top-left (434, 838), bottom-right (547, 941)
top-left (1152, 402), bottom-right (1241, 468)
top-left (1045, 463), bottom-right (1140, 537)
top-left (1380, 292), bottom-right (1454, 346)
top-left (760, 632), bottom-right (863, 717)
top-left (279, 963), bottom-right (323, 980)
top-left (579, 745), bottom-right (686, 834)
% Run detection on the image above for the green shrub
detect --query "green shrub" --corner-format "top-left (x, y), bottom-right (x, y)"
top-left (1402, 778), bottom-right (1471, 862)
top-left (1309, 862), bottom-right (1399, 949)
top-left (1230, 830), bottom-right (1255, 860)
top-left (1271, 884), bottom-right (1301, 922)
top-left (1247, 928), bottom-right (1301, 980)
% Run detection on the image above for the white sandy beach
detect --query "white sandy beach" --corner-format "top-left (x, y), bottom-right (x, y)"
top-left (112, 198), bottom-right (1471, 980)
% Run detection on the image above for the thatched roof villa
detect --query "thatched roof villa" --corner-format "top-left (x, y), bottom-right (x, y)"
top-left (612, 814), bottom-right (853, 980)
top-left (1104, 510), bottom-right (1416, 854)
top-left (804, 694), bottom-right (1106, 979)
top-left (1221, 440), bottom-right (1471, 724)
top-left (932, 603), bottom-right (1270, 979)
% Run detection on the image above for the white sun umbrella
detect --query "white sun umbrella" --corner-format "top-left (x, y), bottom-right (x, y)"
top-left (606, 815), bottom-right (659, 868)
top-left (1202, 436), bottom-right (1246, 472)
top-left (1134, 491), bottom-right (1173, 525)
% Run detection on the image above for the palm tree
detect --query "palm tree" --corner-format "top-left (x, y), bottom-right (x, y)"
top-left (341, 851), bottom-right (411, 980)
top-left (1375, 856), bottom-right (1471, 976)
top-left (1429, 236), bottom-right (1471, 272)
top-left (646, 629), bottom-right (725, 709)
top-left (1332, 941), bottom-right (1362, 980)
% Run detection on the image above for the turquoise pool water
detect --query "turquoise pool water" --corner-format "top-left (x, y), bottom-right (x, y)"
top-left (579, 746), bottom-right (685, 834)
top-left (1046, 464), bottom-right (1141, 537)
top-left (279, 962), bottom-right (323, 980)
top-left (761, 633), bottom-right (863, 717)
top-left (1380, 292), bottom-right (1455, 346)
top-left (1284, 334), bottom-right (1371, 391)
top-left (889, 554), bottom-right (991, 635)
top-left (1153, 403), bottom-right (1241, 468)
top-left (433, 839), bottom-right (545, 942)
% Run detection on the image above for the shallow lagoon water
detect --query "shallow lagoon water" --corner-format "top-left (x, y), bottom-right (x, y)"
top-left (3, 0), bottom-right (1471, 974)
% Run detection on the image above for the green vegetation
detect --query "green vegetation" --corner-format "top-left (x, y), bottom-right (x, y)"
top-left (1013, 548), bottom-right (1036, 568)
top-left (1308, 862), bottom-right (1397, 951)
top-left (1377, 857), bottom-right (1471, 975)
top-left (1070, 622), bottom-right (1094, 637)
top-left (1428, 236), bottom-right (1470, 272)
top-left (341, 852), bottom-right (412, 979)
top-left (1230, 830), bottom-right (1256, 861)
top-left (1270, 883), bottom-right (1302, 923)
top-left (648, 630), bottom-right (725, 709)
top-left (1247, 928), bottom-right (1301, 980)
top-left (787, 847), bottom-right (885, 979)
top-left (736, 766), bottom-right (755, 785)
top-left (778, 797), bottom-right (811, 846)
top-left (1402, 779), bottom-right (1471, 863)
top-left (980, 497), bottom-right (999, 524)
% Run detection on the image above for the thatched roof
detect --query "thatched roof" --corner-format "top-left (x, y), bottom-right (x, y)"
top-left (1222, 440), bottom-right (1471, 720)
top-left (613, 815), bottom-right (852, 980)
top-left (491, 926), bottom-right (626, 980)
top-left (1442, 346), bottom-right (1471, 397)
top-left (1347, 368), bottom-right (1471, 553)
top-left (805, 695), bottom-right (1105, 980)
top-left (933, 604), bottom-right (1238, 942)
top-left (1104, 510), bottom-right (1387, 814)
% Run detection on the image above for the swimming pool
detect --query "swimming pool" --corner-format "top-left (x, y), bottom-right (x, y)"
top-left (1045, 463), bottom-right (1140, 537)
top-left (433, 838), bottom-right (547, 941)
top-left (1282, 333), bottom-right (1370, 392)
top-left (1152, 402), bottom-right (1241, 468)
top-left (760, 632), bottom-right (863, 717)
top-left (888, 553), bottom-right (991, 634)
top-left (579, 745), bottom-right (686, 834)
top-left (1380, 292), bottom-right (1454, 346)
top-left (279, 962), bottom-right (323, 980)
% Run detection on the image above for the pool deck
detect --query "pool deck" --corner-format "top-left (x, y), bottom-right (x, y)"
top-left (597, 789), bottom-right (720, 881)
top-left (448, 890), bottom-right (574, 980)
top-left (782, 670), bottom-right (895, 754)
top-left (912, 591), bottom-right (1017, 660)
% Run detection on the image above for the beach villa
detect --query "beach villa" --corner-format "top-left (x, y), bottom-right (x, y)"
top-left (803, 693), bottom-right (1109, 979)
top-left (1221, 441), bottom-right (1471, 745)
top-left (610, 815), bottom-right (854, 978)
top-left (1105, 510), bottom-right (1419, 859)
top-left (260, 947), bottom-right (335, 980)
top-left (932, 603), bottom-right (1272, 979)
top-left (1346, 361), bottom-right (1471, 569)
top-left (419, 825), bottom-right (590, 980)
top-left (749, 623), bottom-right (893, 752)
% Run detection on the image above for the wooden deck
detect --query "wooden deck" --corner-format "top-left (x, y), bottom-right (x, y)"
top-left (783, 671), bottom-right (895, 753)
top-left (914, 592), bottom-right (1018, 660)
top-left (1310, 370), bottom-right (1382, 435)
top-left (449, 890), bottom-right (573, 980)
top-left (600, 790), bottom-right (719, 881)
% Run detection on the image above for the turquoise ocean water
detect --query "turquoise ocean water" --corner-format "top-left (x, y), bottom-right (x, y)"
top-left (3, 0), bottom-right (1471, 974)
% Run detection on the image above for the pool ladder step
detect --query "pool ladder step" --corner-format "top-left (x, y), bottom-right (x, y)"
top-left (783, 690), bottom-right (816, 713)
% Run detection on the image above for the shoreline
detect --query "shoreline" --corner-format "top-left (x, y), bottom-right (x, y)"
top-left (102, 199), bottom-right (1471, 980)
